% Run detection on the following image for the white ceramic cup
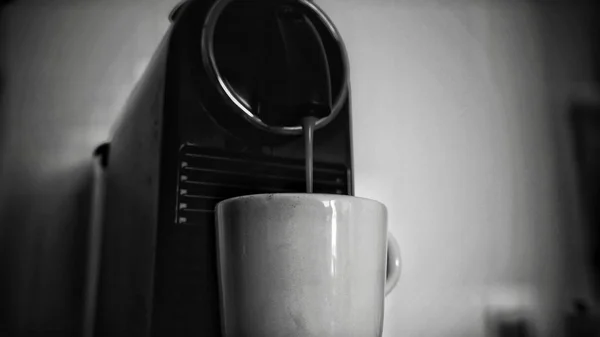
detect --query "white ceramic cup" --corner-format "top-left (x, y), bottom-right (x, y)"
top-left (215, 193), bottom-right (401, 337)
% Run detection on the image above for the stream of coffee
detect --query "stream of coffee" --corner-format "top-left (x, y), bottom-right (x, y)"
top-left (302, 117), bottom-right (318, 193)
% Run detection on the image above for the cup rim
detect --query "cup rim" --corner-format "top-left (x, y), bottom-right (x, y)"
top-left (216, 193), bottom-right (386, 209)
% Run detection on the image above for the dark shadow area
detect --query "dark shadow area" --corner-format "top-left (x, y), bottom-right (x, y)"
top-left (0, 69), bottom-right (4, 111)
top-left (496, 320), bottom-right (535, 337)
top-left (485, 311), bottom-right (537, 337)
top-left (531, 1), bottom-right (600, 334)
top-left (592, 4), bottom-right (600, 83)
top-left (0, 11), bottom-right (7, 140)
top-left (560, 1), bottom-right (600, 305)
top-left (0, 183), bottom-right (27, 335)
top-left (0, 161), bottom-right (94, 337)
top-left (570, 100), bottom-right (600, 301)
top-left (565, 299), bottom-right (600, 337)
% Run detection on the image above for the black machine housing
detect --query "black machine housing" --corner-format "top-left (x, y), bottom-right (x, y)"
top-left (95, 1), bottom-right (354, 336)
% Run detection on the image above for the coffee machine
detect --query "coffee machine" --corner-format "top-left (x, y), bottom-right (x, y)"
top-left (94, 0), bottom-right (353, 336)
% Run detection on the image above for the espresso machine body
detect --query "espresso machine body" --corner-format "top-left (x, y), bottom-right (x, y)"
top-left (95, 1), bottom-right (354, 336)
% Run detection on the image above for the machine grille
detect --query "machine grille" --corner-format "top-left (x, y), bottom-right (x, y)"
top-left (176, 144), bottom-right (350, 225)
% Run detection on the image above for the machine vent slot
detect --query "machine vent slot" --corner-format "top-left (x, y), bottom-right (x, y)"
top-left (176, 145), bottom-right (349, 225)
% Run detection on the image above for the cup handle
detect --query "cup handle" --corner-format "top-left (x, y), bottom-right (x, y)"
top-left (385, 233), bottom-right (401, 296)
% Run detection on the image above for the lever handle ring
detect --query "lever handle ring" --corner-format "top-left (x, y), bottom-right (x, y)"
top-left (201, 0), bottom-right (349, 135)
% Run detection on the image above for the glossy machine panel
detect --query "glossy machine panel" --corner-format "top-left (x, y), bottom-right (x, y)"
top-left (95, 1), bottom-right (354, 336)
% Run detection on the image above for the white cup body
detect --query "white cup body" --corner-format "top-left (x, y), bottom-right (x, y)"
top-left (216, 193), bottom-right (389, 337)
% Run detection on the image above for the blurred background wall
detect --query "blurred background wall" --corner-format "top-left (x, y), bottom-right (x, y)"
top-left (0, 0), bottom-right (598, 336)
